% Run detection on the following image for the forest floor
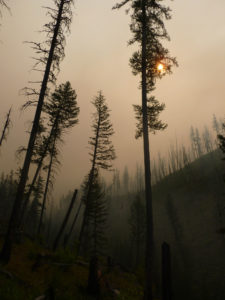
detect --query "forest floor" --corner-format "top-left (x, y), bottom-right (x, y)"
top-left (0, 238), bottom-right (145, 300)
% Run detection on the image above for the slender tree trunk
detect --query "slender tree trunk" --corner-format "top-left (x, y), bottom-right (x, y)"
top-left (78, 115), bottom-right (100, 254)
top-left (0, 0), bottom-right (66, 263)
top-left (37, 131), bottom-right (57, 236)
top-left (64, 199), bottom-right (82, 247)
top-left (53, 189), bottom-right (78, 251)
top-left (0, 107), bottom-right (11, 147)
top-left (141, 1), bottom-right (154, 299)
top-left (19, 116), bottom-right (59, 226)
top-left (46, 197), bottom-right (54, 243)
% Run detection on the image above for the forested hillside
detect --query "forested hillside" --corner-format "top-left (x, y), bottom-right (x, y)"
top-left (1, 0), bottom-right (225, 299)
top-left (0, 148), bottom-right (224, 299)
top-left (106, 149), bottom-right (225, 300)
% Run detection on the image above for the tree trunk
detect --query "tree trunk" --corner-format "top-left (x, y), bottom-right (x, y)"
top-left (53, 189), bottom-right (78, 251)
top-left (37, 131), bottom-right (57, 236)
top-left (141, 1), bottom-right (154, 299)
top-left (0, 0), bottom-right (66, 264)
top-left (0, 107), bottom-right (11, 147)
top-left (46, 197), bottom-right (54, 244)
top-left (78, 115), bottom-right (101, 254)
top-left (64, 198), bottom-right (82, 247)
top-left (19, 116), bottom-right (59, 227)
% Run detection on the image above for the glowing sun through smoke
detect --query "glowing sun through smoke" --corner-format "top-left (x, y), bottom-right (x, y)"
top-left (157, 63), bottom-right (164, 72)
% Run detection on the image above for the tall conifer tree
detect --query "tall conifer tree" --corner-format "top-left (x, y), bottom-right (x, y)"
top-left (113, 1), bottom-right (177, 298)
top-left (37, 81), bottom-right (79, 235)
top-left (0, 0), bottom-right (74, 263)
top-left (78, 91), bottom-right (115, 253)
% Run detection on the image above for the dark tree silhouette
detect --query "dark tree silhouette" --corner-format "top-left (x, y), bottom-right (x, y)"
top-left (89, 172), bottom-right (107, 257)
top-left (212, 114), bottom-right (220, 135)
top-left (37, 81), bottom-right (79, 236)
top-left (190, 127), bottom-right (203, 159)
top-left (113, 1), bottom-right (177, 298)
top-left (190, 126), bottom-right (197, 159)
top-left (202, 126), bottom-right (213, 153)
top-left (63, 197), bottom-right (83, 247)
top-left (0, 0), bottom-right (74, 263)
top-left (0, 107), bottom-right (12, 148)
top-left (165, 194), bottom-right (191, 297)
top-left (134, 164), bottom-right (144, 193)
top-left (133, 96), bottom-right (167, 139)
top-left (86, 171), bottom-right (108, 296)
top-left (195, 128), bottom-right (203, 158)
top-left (112, 169), bottom-right (120, 195)
top-left (123, 166), bottom-right (129, 193)
top-left (19, 119), bottom-right (57, 226)
top-left (53, 189), bottom-right (78, 251)
top-left (218, 122), bottom-right (225, 161)
top-left (78, 91), bottom-right (115, 254)
top-left (26, 176), bottom-right (44, 237)
top-left (129, 194), bottom-right (146, 268)
top-left (0, 171), bottom-right (17, 223)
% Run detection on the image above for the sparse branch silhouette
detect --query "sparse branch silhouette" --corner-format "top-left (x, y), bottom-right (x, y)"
top-left (0, 107), bottom-right (12, 148)
top-left (113, 1), bottom-right (177, 298)
top-left (78, 91), bottom-right (115, 256)
top-left (0, 0), bottom-right (74, 264)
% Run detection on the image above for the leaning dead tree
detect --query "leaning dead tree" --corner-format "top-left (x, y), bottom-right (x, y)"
top-left (0, 107), bottom-right (12, 148)
top-left (53, 189), bottom-right (78, 251)
top-left (0, 0), bottom-right (74, 263)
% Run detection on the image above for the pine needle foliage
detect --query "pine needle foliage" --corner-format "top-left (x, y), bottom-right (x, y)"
top-left (88, 91), bottom-right (116, 170)
top-left (113, 0), bottom-right (177, 91)
top-left (22, 0), bottom-right (74, 108)
top-left (78, 91), bottom-right (115, 254)
top-left (113, 1), bottom-right (177, 298)
top-left (45, 81), bottom-right (79, 134)
top-left (114, 0), bottom-right (176, 138)
top-left (37, 81), bottom-right (79, 235)
top-left (0, 0), bottom-right (74, 264)
top-left (133, 96), bottom-right (167, 139)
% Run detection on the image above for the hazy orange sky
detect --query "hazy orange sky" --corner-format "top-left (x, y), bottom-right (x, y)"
top-left (0, 0), bottom-right (225, 198)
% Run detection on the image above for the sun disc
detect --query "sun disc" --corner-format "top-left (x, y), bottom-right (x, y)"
top-left (157, 63), bottom-right (164, 71)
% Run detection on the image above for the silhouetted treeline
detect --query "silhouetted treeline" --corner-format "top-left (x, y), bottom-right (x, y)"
top-left (1, 118), bottom-right (225, 299)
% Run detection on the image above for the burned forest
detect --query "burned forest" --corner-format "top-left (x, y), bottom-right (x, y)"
top-left (0, 0), bottom-right (225, 299)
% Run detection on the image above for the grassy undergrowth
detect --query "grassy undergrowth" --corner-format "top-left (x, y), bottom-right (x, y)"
top-left (0, 239), bottom-right (144, 300)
